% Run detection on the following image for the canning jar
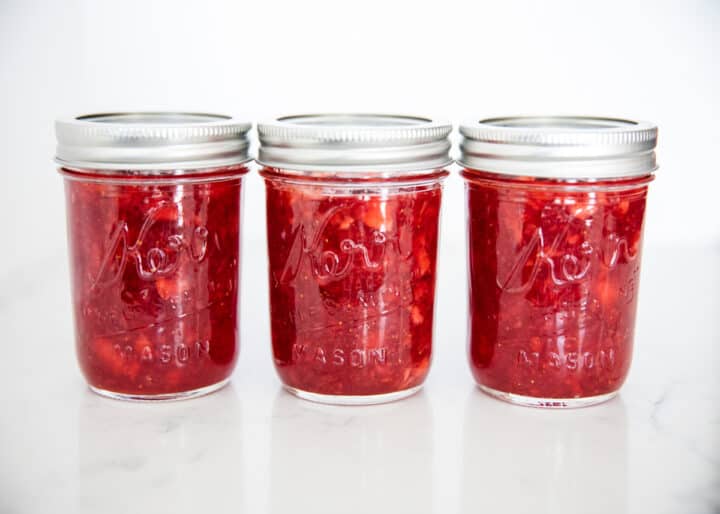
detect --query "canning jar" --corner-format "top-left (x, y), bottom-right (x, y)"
top-left (258, 114), bottom-right (451, 405)
top-left (56, 112), bottom-right (251, 401)
top-left (459, 116), bottom-right (658, 408)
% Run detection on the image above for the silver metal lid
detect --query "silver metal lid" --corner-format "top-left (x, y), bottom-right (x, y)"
top-left (459, 116), bottom-right (658, 179)
top-left (258, 114), bottom-right (452, 176)
top-left (55, 112), bottom-right (252, 172)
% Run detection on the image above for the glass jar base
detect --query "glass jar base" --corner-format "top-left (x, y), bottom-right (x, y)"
top-left (88, 378), bottom-right (230, 402)
top-left (284, 385), bottom-right (423, 406)
top-left (477, 384), bottom-right (619, 409)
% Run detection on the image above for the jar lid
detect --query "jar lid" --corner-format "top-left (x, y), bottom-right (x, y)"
top-left (459, 116), bottom-right (658, 179)
top-left (55, 112), bottom-right (252, 172)
top-left (258, 114), bottom-right (452, 176)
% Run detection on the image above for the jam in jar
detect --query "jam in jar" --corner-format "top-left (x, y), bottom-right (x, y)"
top-left (459, 116), bottom-right (658, 407)
top-left (56, 112), bottom-right (251, 401)
top-left (258, 114), bottom-right (451, 404)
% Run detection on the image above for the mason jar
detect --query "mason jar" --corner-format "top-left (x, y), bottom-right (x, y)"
top-left (258, 114), bottom-right (451, 405)
top-left (56, 112), bottom-right (251, 401)
top-left (459, 116), bottom-right (658, 408)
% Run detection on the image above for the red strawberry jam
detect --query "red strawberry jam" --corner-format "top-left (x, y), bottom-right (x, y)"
top-left (62, 166), bottom-right (247, 398)
top-left (463, 170), bottom-right (652, 404)
top-left (262, 170), bottom-right (445, 399)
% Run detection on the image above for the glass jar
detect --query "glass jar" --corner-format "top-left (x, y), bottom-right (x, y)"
top-left (258, 114), bottom-right (451, 405)
top-left (55, 112), bottom-right (251, 401)
top-left (459, 116), bottom-right (658, 408)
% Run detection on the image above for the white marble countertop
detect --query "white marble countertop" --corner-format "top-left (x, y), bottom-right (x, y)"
top-left (0, 244), bottom-right (718, 514)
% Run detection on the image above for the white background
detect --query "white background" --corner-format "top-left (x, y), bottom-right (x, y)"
top-left (1, 0), bottom-right (720, 264)
top-left (1, 1), bottom-right (719, 513)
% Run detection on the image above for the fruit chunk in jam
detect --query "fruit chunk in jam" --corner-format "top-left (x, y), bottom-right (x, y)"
top-left (63, 167), bottom-right (245, 396)
top-left (464, 170), bottom-right (651, 401)
top-left (263, 171), bottom-right (444, 397)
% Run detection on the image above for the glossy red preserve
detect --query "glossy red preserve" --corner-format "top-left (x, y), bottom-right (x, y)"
top-left (464, 170), bottom-right (652, 402)
top-left (63, 167), bottom-right (247, 397)
top-left (263, 171), bottom-right (445, 398)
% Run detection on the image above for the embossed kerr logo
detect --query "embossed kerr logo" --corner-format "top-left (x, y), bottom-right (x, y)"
top-left (498, 206), bottom-right (637, 293)
top-left (277, 205), bottom-right (391, 285)
top-left (92, 202), bottom-right (208, 288)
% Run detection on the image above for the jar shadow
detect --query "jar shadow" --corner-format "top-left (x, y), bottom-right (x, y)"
top-left (461, 390), bottom-right (628, 514)
top-left (269, 389), bottom-right (434, 514)
top-left (76, 385), bottom-right (243, 514)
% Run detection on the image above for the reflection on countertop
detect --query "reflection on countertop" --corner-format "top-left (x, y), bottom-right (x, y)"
top-left (462, 393), bottom-right (627, 514)
top-left (76, 386), bottom-right (244, 514)
top-left (269, 390), bottom-right (433, 514)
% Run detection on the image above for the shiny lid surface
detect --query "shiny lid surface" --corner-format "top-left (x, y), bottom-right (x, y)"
top-left (258, 113), bottom-right (452, 176)
top-left (55, 112), bottom-right (252, 173)
top-left (459, 116), bottom-right (658, 179)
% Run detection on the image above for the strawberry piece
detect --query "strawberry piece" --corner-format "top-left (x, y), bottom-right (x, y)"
top-left (362, 199), bottom-right (384, 229)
